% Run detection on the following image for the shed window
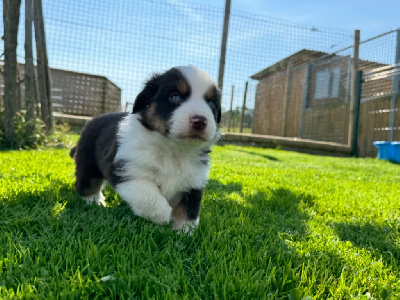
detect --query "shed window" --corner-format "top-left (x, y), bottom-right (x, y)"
top-left (314, 67), bottom-right (341, 99)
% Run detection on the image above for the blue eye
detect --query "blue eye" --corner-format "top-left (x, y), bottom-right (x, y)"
top-left (170, 93), bottom-right (182, 102)
top-left (209, 100), bottom-right (216, 109)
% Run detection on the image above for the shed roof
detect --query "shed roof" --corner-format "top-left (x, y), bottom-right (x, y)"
top-left (251, 48), bottom-right (389, 80)
top-left (251, 49), bottom-right (327, 80)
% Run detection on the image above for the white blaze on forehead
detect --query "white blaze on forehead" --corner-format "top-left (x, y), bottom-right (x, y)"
top-left (169, 66), bottom-right (218, 142)
top-left (176, 65), bottom-right (216, 98)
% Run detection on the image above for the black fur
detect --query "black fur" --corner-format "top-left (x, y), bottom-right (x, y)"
top-left (203, 85), bottom-right (222, 123)
top-left (133, 68), bottom-right (192, 133)
top-left (73, 112), bottom-right (128, 196)
top-left (181, 189), bottom-right (203, 220)
top-left (69, 146), bottom-right (76, 158)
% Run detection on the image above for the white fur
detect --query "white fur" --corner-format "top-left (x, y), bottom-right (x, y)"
top-left (176, 66), bottom-right (215, 99)
top-left (115, 114), bottom-right (213, 225)
top-left (116, 179), bottom-right (172, 225)
top-left (169, 97), bottom-right (217, 141)
top-left (173, 218), bottom-right (200, 235)
top-left (169, 66), bottom-right (218, 142)
top-left (83, 191), bottom-right (106, 207)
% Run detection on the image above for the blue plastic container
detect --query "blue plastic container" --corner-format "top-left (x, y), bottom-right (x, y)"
top-left (373, 141), bottom-right (392, 161)
top-left (390, 142), bottom-right (400, 163)
top-left (373, 141), bottom-right (400, 163)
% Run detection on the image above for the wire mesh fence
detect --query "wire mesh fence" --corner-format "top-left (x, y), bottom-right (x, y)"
top-left (0, 1), bottom-right (352, 120)
top-left (358, 30), bottom-right (400, 156)
top-left (251, 28), bottom-right (400, 155)
top-left (0, 0), bottom-right (398, 156)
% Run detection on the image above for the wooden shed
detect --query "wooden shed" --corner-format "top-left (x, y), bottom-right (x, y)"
top-left (250, 49), bottom-right (398, 156)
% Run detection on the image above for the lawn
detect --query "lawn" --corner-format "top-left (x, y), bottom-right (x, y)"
top-left (0, 144), bottom-right (399, 299)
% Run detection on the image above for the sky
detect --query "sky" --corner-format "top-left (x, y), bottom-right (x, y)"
top-left (183, 0), bottom-right (400, 40)
top-left (1, 0), bottom-right (399, 111)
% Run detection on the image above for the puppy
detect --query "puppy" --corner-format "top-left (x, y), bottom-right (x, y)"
top-left (70, 66), bottom-right (221, 232)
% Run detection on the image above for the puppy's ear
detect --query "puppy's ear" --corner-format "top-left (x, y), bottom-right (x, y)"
top-left (132, 74), bottom-right (161, 114)
top-left (217, 107), bottom-right (221, 124)
top-left (216, 88), bottom-right (222, 124)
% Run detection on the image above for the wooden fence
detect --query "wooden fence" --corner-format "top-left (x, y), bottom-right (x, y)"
top-left (0, 62), bottom-right (121, 117)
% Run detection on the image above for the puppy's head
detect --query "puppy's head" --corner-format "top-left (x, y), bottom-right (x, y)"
top-left (132, 66), bottom-right (221, 145)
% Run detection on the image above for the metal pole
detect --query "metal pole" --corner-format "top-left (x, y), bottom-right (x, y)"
top-left (227, 85), bottom-right (234, 132)
top-left (389, 28), bottom-right (400, 141)
top-left (239, 82), bottom-right (248, 133)
top-left (281, 62), bottom-right (292, 137)
top-left (348, 29), bottom-right (360, 145)
top-left (300, 64), bottom-right (311, 138)
top-left (351, 70), bottom-right (363, 157)
top-left (217, 0), bottom-right (231, 91)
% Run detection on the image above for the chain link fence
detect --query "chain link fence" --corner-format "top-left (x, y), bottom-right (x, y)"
top-left (0, 1), bottom-right (352, 120)
top-left (358, 30), bottom-right (400, 157)
top-left (0, 0), bottom-right (398, 156)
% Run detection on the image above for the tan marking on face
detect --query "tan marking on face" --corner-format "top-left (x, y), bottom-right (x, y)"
top-left (176, 78), bottom-right (190, 96)
top-left (203, 84), bottom-right (217, 100)
top-left (145, 103), bottom-right (169, 135)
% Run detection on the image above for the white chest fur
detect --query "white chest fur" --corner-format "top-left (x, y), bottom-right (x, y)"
top-left (115, 115), bottom-right (211, 202)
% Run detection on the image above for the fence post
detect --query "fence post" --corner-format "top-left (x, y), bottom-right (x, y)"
top-left (25, 0), bottom-right (36, 135)
top-left (2, 0), bottom-right (21, 142)
top-left (300, 63), bottom-right (312, 138)
top-left (33, 0), bottom-right (53, 132)
top-left (227, 85), bottom-right (234, 132)
top-left (389, 28), bottom-right (400, 141)
top-left (348, 29), bottom-right (360, 146)
top-left (217, 0), bottom-right (231, 91)
top-left (281, 61), bottom-right (292, 137)
top-left (239, 81), bottom-right (248, 133)
top-left (351, 70), bottom-right (363, 156)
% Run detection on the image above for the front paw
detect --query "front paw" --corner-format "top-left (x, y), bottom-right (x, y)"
top-left (82, 192), bottom-right (106, 207)
top-left (148, 202), bottom-right (172, 225)
top-left (173, 218), bottom-right (199, 235)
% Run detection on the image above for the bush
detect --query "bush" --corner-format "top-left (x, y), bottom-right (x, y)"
top-left (0, 109), bottom-right (72, 150)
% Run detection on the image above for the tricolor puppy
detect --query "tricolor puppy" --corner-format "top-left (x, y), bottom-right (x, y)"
top-left (70, 66), bottom-right (221, 232)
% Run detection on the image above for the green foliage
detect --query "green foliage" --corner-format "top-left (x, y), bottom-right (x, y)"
top-left (0, 145), bottom-right (399, 299)
top-left (0, 109), bottom-right (72, 150)
top-left (220, 107), bottom-right (253, 133)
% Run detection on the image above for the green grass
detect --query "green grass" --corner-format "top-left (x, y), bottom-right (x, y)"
top-left (0, 144), bottom-right (399, 299)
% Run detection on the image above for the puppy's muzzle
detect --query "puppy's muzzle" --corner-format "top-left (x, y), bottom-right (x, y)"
top-left (190, 115), bottom-right (208, 131)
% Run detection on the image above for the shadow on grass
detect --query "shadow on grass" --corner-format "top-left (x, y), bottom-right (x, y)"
top-left (204, 180), bottom-right (371, 297)
top-left (205, 179), bottom-right (313, 243)
top-left (332, 221), bottom-right (400, 265)
top-left (203, 180), bottom-right (324, 291)
top-left (0, 181), bottom-right (141, 238)
top-left (231, 149), bottom-right (280, 161)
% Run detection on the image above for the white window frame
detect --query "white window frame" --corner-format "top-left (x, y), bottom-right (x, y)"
top-left (314, 67), bottom-right (341, 100)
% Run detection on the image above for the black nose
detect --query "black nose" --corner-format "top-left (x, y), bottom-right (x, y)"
top-left (190, 115), bottom-right (208, 131)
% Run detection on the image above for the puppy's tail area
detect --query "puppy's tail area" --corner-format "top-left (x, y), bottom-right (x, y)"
top-left (69, 146), bottom-right (77, 158)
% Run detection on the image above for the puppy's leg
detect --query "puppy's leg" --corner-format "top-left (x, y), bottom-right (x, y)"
top-left (77, 177), bottom-right (106, 206)
top-left (115, 179), bottom-right (172, 225)
top-left (73, 143), bottom-right (106, 206)
top-left (172, 189), bottom-right (202, 233)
